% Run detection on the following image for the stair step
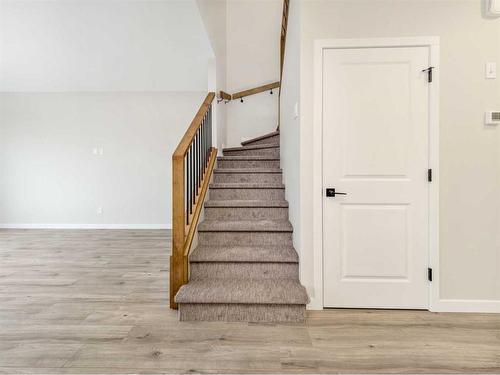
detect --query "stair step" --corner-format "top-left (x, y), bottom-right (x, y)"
top-left (223, 143), bottom-right (279, 152)
top-left (213, 168), bottom-right (282, 183)
top-left (205, 200), bottom-right (288, 208)
top-left (209, 183), bottom-right (285, 200)
top-left (204, 202), bottom-right (288, 221)
top-left (213, 168), bottom-right (282, 174)
top-left (223, 144), bottom-right (279, 157)
top-left (175, 279), bottom-right (309, 305)
top-left (216, 156), bottom-right (280, 169)
top-left (190, 261), bottom-right (298, 280)
top-left (198, 220), bottom-right (293, 232)
top-left (217, 156), bottom-right (280, 161)
top-left (199, 231), bottom-right (292, 246)
top-left (178, 303), bottom-right (306, 322)
top-left (190, 245), bottom-right (298, 262)
top-left (210, 182), bottom-right (284, 189)
top-left (198, 221), bottom-right (293, 246)
top-left (241, 131), bottom-right (280, 146)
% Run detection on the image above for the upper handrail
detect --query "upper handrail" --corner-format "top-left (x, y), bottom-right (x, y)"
top-left (280, 0), bottom-right (290, 82)
top-left (232, 81), bottom-right (280, 100)
top-left (173, 92), bottom-right (215, 158)
top-left (218, 81), bottom-right (280, 102)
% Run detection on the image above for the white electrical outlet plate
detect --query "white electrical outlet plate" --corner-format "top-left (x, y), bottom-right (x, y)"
top-left (485, 111), bottom-right (500, 125)
top-left (486, 62), bottom-right (497, 79)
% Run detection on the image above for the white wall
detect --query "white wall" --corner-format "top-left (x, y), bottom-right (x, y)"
top-left (0, 0), bottom-right (213, 227)
top-left (280, 0), bottom-right (301, 261)
top-left (196, 0), bottom-right (228, 152)
top-left (0, 0), bottom-right (212, 92)
top-left (0, 92), bottom-right (206, 228)
top-left (225, 0), bottom-right (281, 147)
top-left (299, 0), bottom-right (500, 308)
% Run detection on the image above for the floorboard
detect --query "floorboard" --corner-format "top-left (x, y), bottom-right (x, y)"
top-left (0, 229), bottom-right (499, 374)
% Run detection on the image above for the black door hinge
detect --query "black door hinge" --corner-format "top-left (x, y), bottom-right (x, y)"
top-left (428, 169), bottom-right (432, 182)
top-left (428, 267), bottom-right (433, 282)
top-left (422, 66), bottom-right (435, 83)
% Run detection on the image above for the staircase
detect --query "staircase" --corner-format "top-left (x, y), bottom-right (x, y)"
top-left (174, 130), bottom-right (309, 322)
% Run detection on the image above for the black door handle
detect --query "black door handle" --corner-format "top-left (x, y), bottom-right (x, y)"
top-left (326, 188), bottom-right (347, 197)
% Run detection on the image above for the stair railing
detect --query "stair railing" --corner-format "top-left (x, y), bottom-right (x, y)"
top-left (280, 0), bottom-right (289, 84)
top-left (170, 92), bottom-right (217, 309)
top-left (278, 0), bottom-right (289, 128)
top-left (219, 81), bottom-right (280, 103)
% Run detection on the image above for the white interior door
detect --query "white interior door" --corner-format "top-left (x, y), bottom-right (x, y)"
top-left (322, 46), bottom-right (430, 309)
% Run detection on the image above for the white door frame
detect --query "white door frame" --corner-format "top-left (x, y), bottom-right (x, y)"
top-left (311, 37), bottom-right (440, 311)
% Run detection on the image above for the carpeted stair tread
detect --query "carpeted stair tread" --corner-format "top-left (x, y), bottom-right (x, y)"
top-left (241, 131), bottom-right (280, 146)
top-left (213, 168), bottom-right (282, 174)
top-left (217, 156), bottom-right (280, 161)
top-left (210, 182), bottom-right (285, 189)
top-left (198, 220), bottom-right (293, 232)
top-left (205, 200), bottom-right (288, 208)
top-left (175, 279), bottom-right (309, 305)
top-left (190, 245), bottom-right (298, 263)
top-left (223, 143), bottom-right (279, 152)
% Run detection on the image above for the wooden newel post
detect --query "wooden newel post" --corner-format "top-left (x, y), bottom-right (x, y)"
top-left (170, 153), bottom-right (185, 309)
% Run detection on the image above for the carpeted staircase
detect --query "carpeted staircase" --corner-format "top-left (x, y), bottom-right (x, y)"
top-left (174, 131), bottom-right (309, 322)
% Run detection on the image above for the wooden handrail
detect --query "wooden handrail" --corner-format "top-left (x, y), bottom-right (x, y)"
top-left (219, 82), bottom-right (280, 102)
top-left (280, 0), bottom-right (290, 83)
top-left (278, 0), bottom-right (290, 128)
top-left (170, 92), bottom-right (217, 309)
top-left (219, 91), bottom-right (231, 101)
top-left (232, 82), bottom-right (280, 100)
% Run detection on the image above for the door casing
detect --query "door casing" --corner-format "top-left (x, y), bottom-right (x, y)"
top-left (310, 37), bottom-right (440, 311)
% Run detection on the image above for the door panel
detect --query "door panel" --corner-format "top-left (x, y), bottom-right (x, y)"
top-left (322, 46), bottom-right (429, 309)
top-left (341, 204), bottom-right (409, 280)
top-left (343, 62), bottom-right (411, 177)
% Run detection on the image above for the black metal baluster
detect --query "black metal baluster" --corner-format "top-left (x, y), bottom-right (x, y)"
top-left (185, 155), bottom-right (188, 225)
top-left (190, 142), bottom-right (194, 214)
top-left (206, 114), bottom-right (208, 165)
top-left (186, 147), bottom-right (190, 224)
top-left (196, 130), bottom-right (199, 191)
top-left (197, 130), bottom-right (200, 189)
top-left (205, 114), bottom-right (208, 166)
top-left (196, 131), bottom-right (199, 191)
top-left (209, 105), bottom-right (212, 149)
top-left (193, 134), bottom-right (196, 202)
top-left (201, 117), bottom-right (205, 172)
top-left (204, 113), bottom-right (207, 162)
top-left (198, 125), bottom-right (202, 187)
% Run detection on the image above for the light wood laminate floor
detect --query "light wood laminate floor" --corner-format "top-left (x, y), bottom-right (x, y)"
top-left (0, 229), bottom-right (499, 374)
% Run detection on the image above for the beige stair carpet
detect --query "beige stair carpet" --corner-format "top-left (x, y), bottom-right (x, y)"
top-left (175, 130), bottom-right (309, 322)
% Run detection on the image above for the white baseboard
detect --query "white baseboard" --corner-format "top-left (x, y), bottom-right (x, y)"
top-left (433, 299), bottom-right (500, 313)
top-left (306, 298), bottom-right (500, 313)
top-left (0, 223), bottom-right (172, 229)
